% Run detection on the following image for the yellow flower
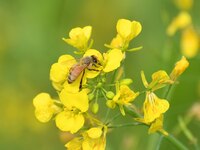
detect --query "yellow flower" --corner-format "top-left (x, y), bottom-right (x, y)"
top-left (84, 49), bottom-right (124, 74)
top-left (143, 92), bottom-right (169, 123)
top-left (117, 19), bottom-right (142, 42)
top-left (174, 0), bottom-right (193, 10)
top-left (141, 70), bottom-right (173, 91)
top-left (181, 26), bottom-right (199, 58)
top-left (135, 115), bottom-right (168, 135)
top-left (33, 93), bottom-right (61, 123)
top-left (170, 56), bottom-right (189, 81)
top-left (107, 84), bottom-right (139, 116)
top-left (148, 115), bottom-right (168, 135)
top-left (55, 110), bottom-right (85, 133)
top-left (167, 11), bottom-right (191, 36)
top-left (50, 55), bottom-right (78, 91)
top-left (65, 126), bottom-right (107, 150)
top-left (63, 26), bottom-right (92, 52)
top-left (55, 89), bottom-right (89, 133)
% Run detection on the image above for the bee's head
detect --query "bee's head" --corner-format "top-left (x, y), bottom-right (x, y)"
top-left (91, 55), bottom-right (98, 63)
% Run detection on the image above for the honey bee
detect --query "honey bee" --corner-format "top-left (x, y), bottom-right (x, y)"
top-left (67, 55), bottom-right (100, 84)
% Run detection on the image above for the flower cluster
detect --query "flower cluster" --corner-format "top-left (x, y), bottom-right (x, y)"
top-left (167, 0), bottom-right (200, 58)
top-left (33, 19), bottom-right (189, 149)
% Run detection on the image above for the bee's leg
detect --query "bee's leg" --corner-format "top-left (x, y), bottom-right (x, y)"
top-left (87, 64), bottom-right (101, 71)
top-left (79, 70), bottom-right (85, 90)
top-left (87, 68), bottom-right (100, 71)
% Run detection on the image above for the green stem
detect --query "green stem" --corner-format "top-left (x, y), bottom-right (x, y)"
top-left (165, 134), bottom-right (189, 150)
top-left (108, 122), bottom-right (142, 128)
top-left (156, 84), bottom-right (174, 150)
top-left (106, 112), bottom-right (121, 125)
top-left (164, 84), bottom-right (173, 100)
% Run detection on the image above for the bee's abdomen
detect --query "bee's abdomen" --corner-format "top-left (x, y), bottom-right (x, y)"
top-left (67, 72), bottom-right (74, 84)
top-left (67, 65), bottom-right (85, 84)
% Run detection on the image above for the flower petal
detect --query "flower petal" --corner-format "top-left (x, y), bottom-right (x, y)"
top-left (59, 89), bottom-right (89, 112)
top-left (83, 26), bottom-right (92, 40)
top-left (117, 19), bottom-right (132, 39)
top-left (103, 49), bottom-right (123, 72)
top-left (87, 127), bottom-right (102, 139)
top-left (55, 111), bottom-right (84, 133)
top-left (143, 93), bottom-right (169, 123)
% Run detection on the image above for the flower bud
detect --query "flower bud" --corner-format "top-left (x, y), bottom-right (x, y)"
top-left (106, 91), bottom-right (115, 99)
top-left (170, 56), bottom-right (189, 81)
top-left (88, 93), bottom-right (95, 101)
top-left (92, 103), bottom-right (99, 114)
top-left (120, 78), bottom-right (133, 85)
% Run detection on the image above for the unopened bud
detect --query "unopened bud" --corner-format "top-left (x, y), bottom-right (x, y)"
top-left (120, 78), bottom-right (133, 85)
top-left (92, 103), bottom-right (99, 114)
top-left (101, 78), bottom-right (106, 83)
top-left (170, 56), bottom-right (189, 81)
top-left (96, 82), bottom-right (102, 88)
top-left (88, 93), bottom-right (95, 101)
top-left (106, 91), bottom-right (115, 99)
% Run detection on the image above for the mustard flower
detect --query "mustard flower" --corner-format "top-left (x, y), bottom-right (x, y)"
top-left (107, 84), bottom-right (139, 116)
top-left (108, 19), bottom-right (142, 50)
top-left (50, 54), bottom-right (78, 91)
top-left (141, 70), bottom-right (173, 91)
top-left (33, 93), bottom-right (61, 123)
top-left (116, 19), bottom-right (142, 43)
top-left (170, 56), bottom-right (189, 81)
top-left (167, 11), bottom-right (191, 36)
top-left (65, 126), bottom-right (107, 150)
top-left (136, 115), bottom-right (168, 135)
top-left (181, 26), bottom-right (199, 58)
top-left (143, 92), bottom-right (169, 123)
top-left (63, 26), bottom-right (92, 53)
top-left (55, 89), bottom-right (89, 133)
top-left (84, 48), bottom-right (124, 74)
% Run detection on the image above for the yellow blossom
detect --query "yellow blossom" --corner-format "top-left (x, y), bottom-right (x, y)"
top-left (170, 56), bottom-right (189, 81)
top-left (135, 115), bottom-right (168, 135)
top-left (117, 19), bottom-right (142, 42)
top-left (50, 54), bottom-right (78, 91)
top-left (143, 92), bottom-right (169, 123)
top-left (55, 110), bottom-right (85, 133)
top-left (167, 11), bottom-right (191, 36)
top-left (107, 84), bottom-right (139, 116)
top-left (55, 89), bottom-right (89, 133)
top-left (181, 27), bottom-right (199, 58)
top-left (148, 115), bottom-right (168, 135)
top-left (174, 0), bottom-right (193, 10)
top-left (141, 70), bottom-right (173, 91)
top-left (63, 26), bottom-right (92, 52)
top-left (33, 93), bottom-right (61, 123)
top-left (84, 49), bottom-right (124, 75)
top-left (66, 126), bottom-right (107, 150)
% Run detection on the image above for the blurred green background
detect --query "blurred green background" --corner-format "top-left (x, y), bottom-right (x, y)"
top-left (0, 0), bottom-right (200, 149)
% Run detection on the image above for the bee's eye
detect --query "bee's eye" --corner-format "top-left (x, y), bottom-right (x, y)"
top-left (91, 55), bottom-right (98, 63)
